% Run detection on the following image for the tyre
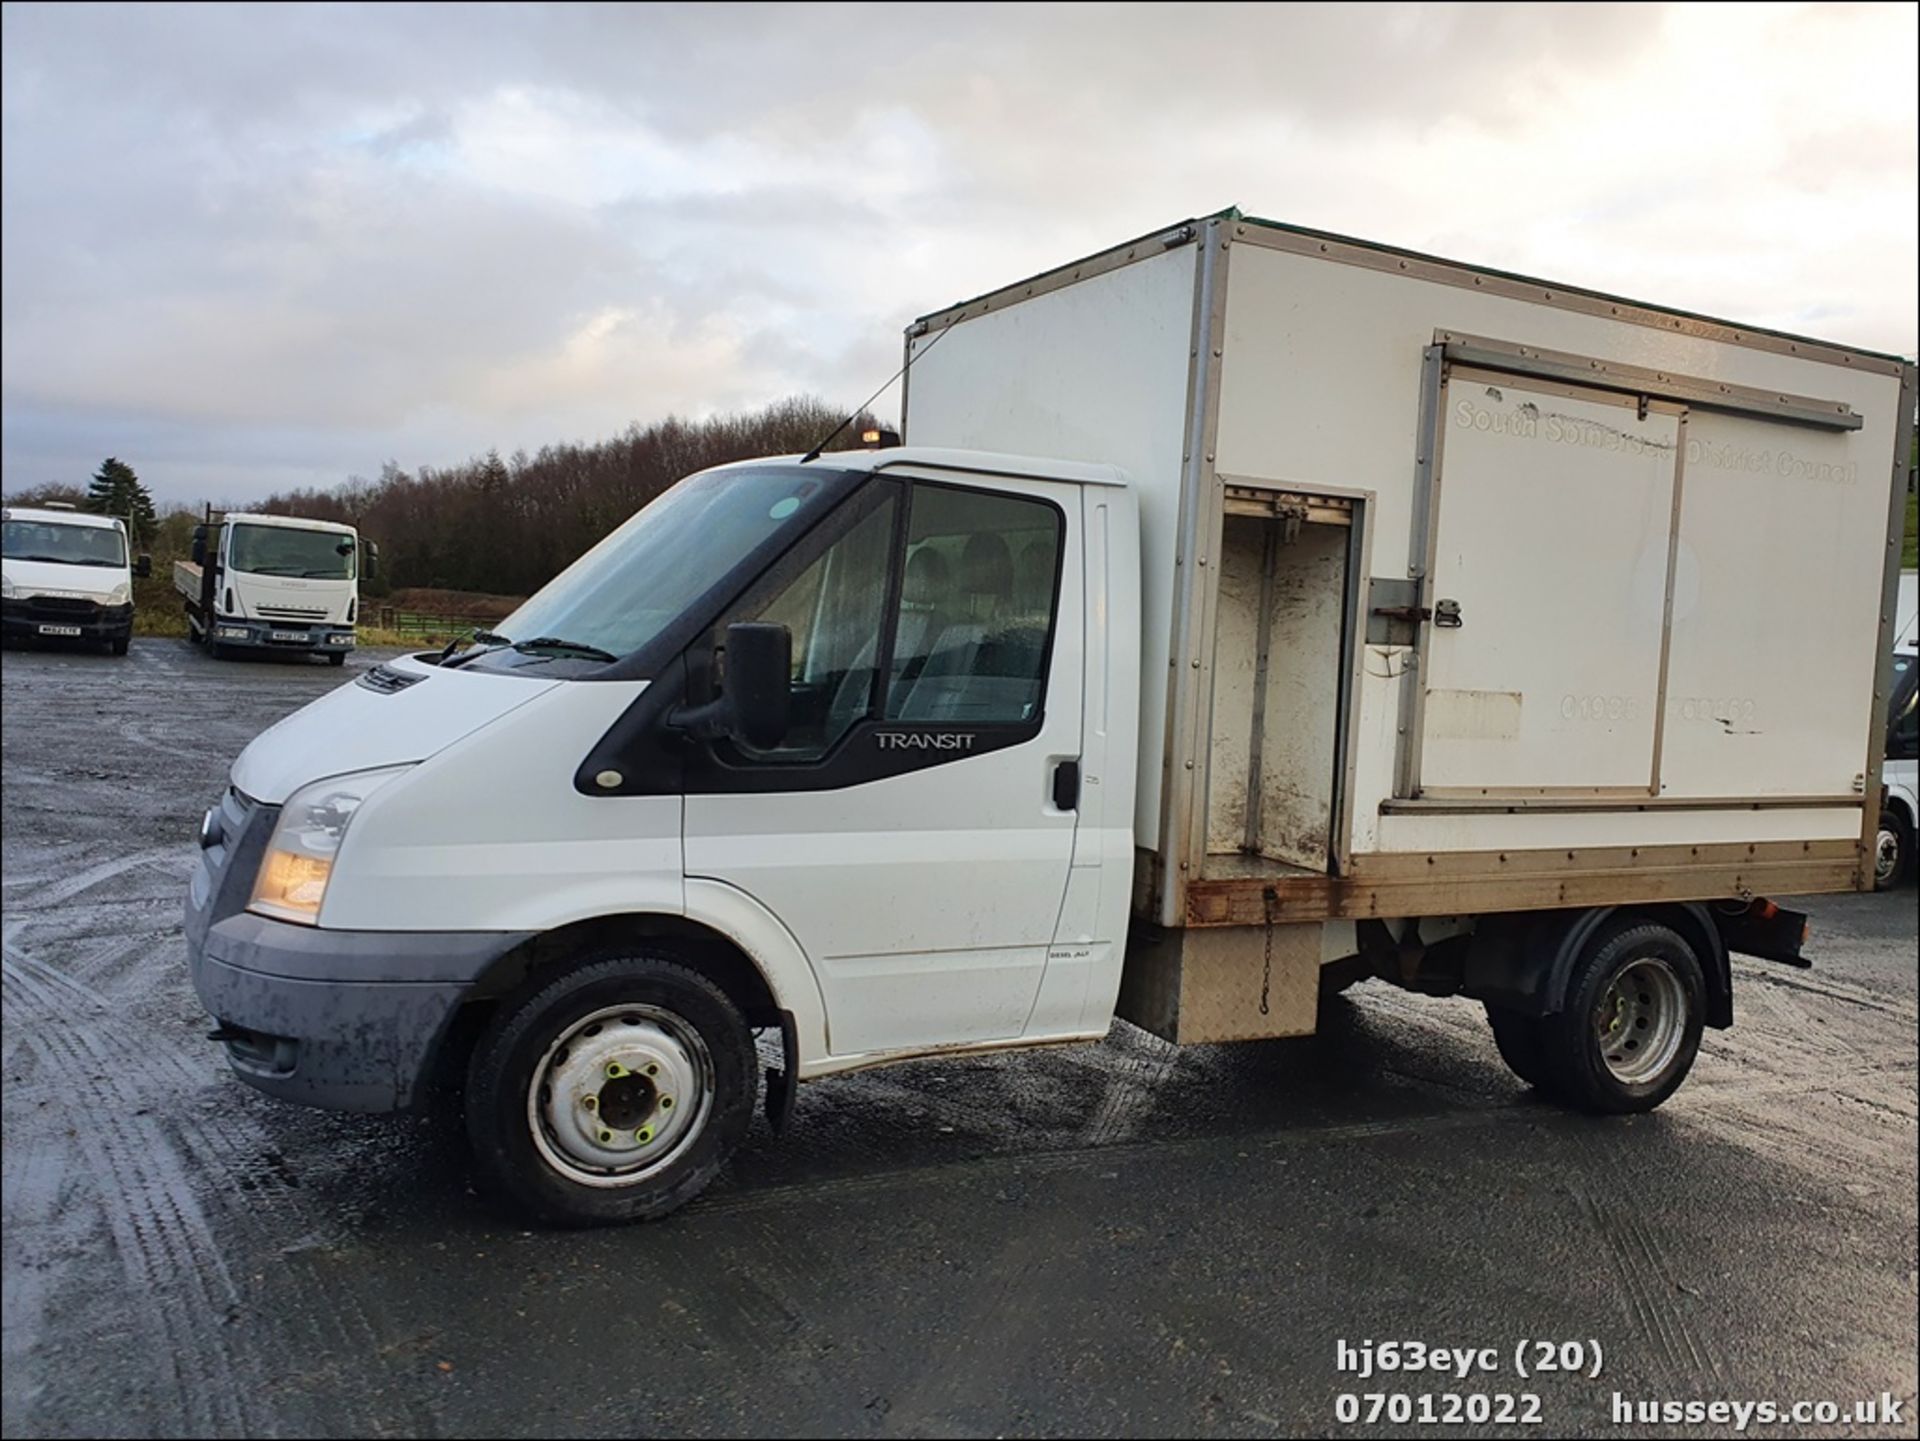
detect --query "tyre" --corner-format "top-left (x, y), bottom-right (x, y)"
top-left (1484, 1004), bottom-right (1560, 1094)
top-left (327, 650), bottom-right (347, 666)
top-left (110, 633), bottom-right (130, 656)
top-left (465, 952), bottom-right (757, 1226)
top-left (1541, 920), bottom-right (1704, 1114)
top-left (1874, 808), bottom-right (1913, 891)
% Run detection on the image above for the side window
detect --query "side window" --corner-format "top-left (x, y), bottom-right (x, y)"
top-left (884, 485), bottom-right (1061, 725)
top-left (728, 491), bottom-right (896, 762)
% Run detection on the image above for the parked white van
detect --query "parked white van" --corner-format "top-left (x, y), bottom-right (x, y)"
top-left (2, 503), bottom-right (151, 655)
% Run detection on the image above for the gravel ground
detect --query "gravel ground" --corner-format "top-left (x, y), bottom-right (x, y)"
top-left (4, 637), bottom-right (1916, 1439)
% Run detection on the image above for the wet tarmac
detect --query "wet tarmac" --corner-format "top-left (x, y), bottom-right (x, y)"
top-left (3, 638), bottom-right (1916, 1438)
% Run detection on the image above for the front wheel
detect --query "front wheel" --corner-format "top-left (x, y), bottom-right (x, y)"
top-left (327, 650), bottom-right (347, 666)
top-left (1875, 808), bottom-right (1913, 890)
top-left (1542, 920), bottom-right (1704, 1114)
top-left (110, 634), bottom-right (130, 656)
top-left (465, 953), bottom-right (757, 1226)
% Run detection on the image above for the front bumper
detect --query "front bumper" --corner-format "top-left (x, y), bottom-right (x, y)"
top-left (186, 788), bottom-right (530, 1111)
top-left (209, 618), bottom-right (355, 652)
top-left (2, 597), bottom-right (133, 641)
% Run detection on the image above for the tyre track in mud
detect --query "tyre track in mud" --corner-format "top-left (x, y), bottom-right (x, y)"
top-left (2, 936), bottom-right (396, 1437)
top-left (5, 946), bottom-right (256, 1434)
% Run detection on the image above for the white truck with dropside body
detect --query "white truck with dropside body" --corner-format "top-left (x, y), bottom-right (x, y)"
top-left (2, 503), bottom-right (151, 655)
top-left (184, 213), bottom-right (1915, 1224)
top-left (175, 511), bottom-right (371, 664)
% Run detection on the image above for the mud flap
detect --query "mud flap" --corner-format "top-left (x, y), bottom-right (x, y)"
top-left (764, 1009), bottom-right (798, 1133)
top-left (1712, 898), bottom-right (1813, 970)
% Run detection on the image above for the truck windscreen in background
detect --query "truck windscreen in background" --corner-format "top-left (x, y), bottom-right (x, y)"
top-left (1890, 651), bottom-right (1918, 760)
top-left (229, 524), bottom-right (356, 579)
top-left (2, 520), bottom-right (128, 568)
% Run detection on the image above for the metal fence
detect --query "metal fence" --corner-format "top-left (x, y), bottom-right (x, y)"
top-left (372, 609), bottom-right (497, 639)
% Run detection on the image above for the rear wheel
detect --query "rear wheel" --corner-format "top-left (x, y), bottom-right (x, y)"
top-left (465, 953), bottom-right (757, 1226)
top-left (1541, 920), bottom-right (1704, 1114)
top-left (1875, 808), bottom-right (1913, 890)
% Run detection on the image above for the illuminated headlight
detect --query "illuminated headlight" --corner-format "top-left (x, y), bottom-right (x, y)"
top-left (106, 582), bottom-right (131, 606)
top-left (249, 766), bottom-right (410, 925)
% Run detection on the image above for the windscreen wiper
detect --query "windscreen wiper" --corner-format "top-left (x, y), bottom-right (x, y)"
top-left (514, 635), bottom-right (618, 663)
top-left (437, 628), bottom-right (513, 666)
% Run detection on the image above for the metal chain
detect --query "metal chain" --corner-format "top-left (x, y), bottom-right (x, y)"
top-left (1259, 885), bottom-right (1278, 1016)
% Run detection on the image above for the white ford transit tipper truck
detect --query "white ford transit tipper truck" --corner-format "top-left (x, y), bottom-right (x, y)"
top-left (174, 511), bottom-right (370, 663)
top-left (2, 503), bottom-right (151, 655)
top-left (185, 213), bottom-right (1915, 1225)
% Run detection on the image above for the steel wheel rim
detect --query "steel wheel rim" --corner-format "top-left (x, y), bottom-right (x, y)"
top-left (1594, 957), bottom-right (1687, 1085)
top-left (527, 1003), bottom-right (715, 1188)
top-left (1875, 826), bottom-right (1899, 885)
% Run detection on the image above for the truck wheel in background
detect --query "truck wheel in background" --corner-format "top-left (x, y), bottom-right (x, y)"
top-left (1540, 920), bottom-right (1705, 1114)
top-left (1483, 1005), bottom-right (1561, 1095)
top-left (465, 952), bottom-right (757, 1226)
top-left (1875, 808), bottom-right (1913, 890)
top-left (327, 651), bottom-right (347, 666)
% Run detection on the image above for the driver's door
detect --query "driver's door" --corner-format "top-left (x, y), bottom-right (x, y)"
top-left (682, 471), bottom-right (1084, 1058)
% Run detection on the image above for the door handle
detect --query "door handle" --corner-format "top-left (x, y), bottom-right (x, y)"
top-left (1052, 759), bottom-right (1081, 811)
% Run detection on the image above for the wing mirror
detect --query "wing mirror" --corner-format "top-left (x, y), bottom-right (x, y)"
top-left (134, 553), bottom-right (152, 579)
top-left (190, 526), bottom-right (207, 565)
top-left (670, 622), bottom-right (791, 750)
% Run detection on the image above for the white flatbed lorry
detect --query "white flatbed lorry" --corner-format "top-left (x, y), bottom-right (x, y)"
top-left (183, 212), bottom-right (1914, 1224)
top-left (175, 511), bottom-right (369, 663)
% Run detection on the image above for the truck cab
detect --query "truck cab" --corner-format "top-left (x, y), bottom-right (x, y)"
top-left (186, 450), bottom-right (1137, 1222)
top-left (1, 504), bottom-right (150, 655)
top-left (1879, 643), bottom-right (1918, 889)
top-left (181, 512), bottom-right (366, 663)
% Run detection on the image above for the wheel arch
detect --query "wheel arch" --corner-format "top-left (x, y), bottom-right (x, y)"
top-left (1464, 902), bottom-right (1731, 1030)
top-left (436, 887), bottom-right (827, 1107)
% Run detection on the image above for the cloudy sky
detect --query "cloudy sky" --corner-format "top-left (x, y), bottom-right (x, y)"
top-left (3, 1), bottom-right (1915, 507)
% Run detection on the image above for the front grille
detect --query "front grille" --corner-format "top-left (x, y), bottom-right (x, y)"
top-left (11, 595), bottom-right (103, 618)
top-left (357, 664), bottom-right (424, 695)
top-left (258, 605), bottom-right (327, 620)
top-left (192, 786), bottom-right (269, 940)
top-left (203, 786), bottom-right (255, 877)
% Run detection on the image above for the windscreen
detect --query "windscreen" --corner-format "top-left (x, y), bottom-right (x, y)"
top-left (229, 524), bottom-right (356, 579)
top-left (2, 519), bottom-right (127, 568)
top-left (485, 465), bottom-right (848, 663)
top-left (1890, 650), bottom-right (1917, 760)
